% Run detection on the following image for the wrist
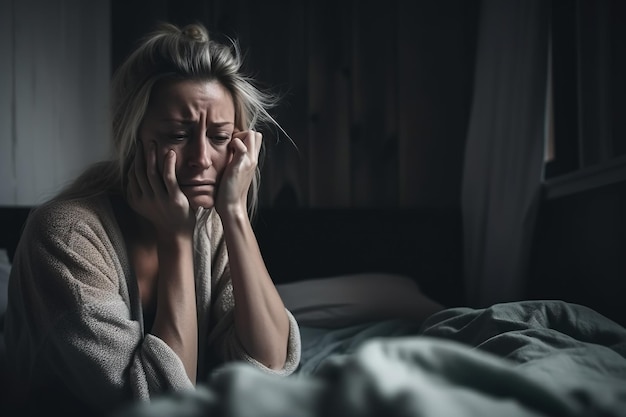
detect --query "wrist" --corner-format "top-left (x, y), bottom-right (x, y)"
top-left (155, 230), bottom-right (194, 250)
top-left (217, 204), bottom-right (248, 222)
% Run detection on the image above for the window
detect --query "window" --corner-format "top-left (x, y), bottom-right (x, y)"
top-left (544, 0), bottom-right (626, 197)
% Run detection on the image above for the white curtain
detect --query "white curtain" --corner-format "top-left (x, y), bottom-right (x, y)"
top-left (461, 0), bottom-right (549, 307)
top-left (0, 0), bottom-right (110, 206)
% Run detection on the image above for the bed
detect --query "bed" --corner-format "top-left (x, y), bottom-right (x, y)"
top-left (1, 207), bottom-right (626, 417)
top-left (114, 298), bottom-right (626, 417)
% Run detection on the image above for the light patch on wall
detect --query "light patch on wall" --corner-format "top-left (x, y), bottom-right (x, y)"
top-left (0, 0), bottom-right (111, 206)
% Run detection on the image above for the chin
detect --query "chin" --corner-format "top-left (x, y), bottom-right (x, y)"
top-left (187, 196), bottom-right (215, 211)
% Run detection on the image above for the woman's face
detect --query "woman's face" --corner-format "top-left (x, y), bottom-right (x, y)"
top-left (138, 79), bottom-right (236, 210)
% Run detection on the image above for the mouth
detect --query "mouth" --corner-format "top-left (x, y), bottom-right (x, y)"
top-left (179, 181), bottom-right (215, 188)
top-left (179, 183), bottom-right (215, 195)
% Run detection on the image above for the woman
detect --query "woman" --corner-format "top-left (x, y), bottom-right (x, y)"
top-left (4, 22), bottom-right (300, 416)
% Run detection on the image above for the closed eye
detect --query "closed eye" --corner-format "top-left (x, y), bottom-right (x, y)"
top-left (210, 135), bottom-right (231, 144)
top-left (168, 132), bottom-right (190, 141)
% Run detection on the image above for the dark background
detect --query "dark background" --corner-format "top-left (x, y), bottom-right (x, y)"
top-left (108, 0), bottom-right (626, 324)
top-left (2, 0), bottom-right (625, 325)
top-left (111, 0), bottom-right (479, 210)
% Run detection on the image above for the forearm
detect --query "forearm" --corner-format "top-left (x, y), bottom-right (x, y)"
top-left (150, 234), bottom-right (198, 383)
top-left (221, 209), bottom-right (290, 370)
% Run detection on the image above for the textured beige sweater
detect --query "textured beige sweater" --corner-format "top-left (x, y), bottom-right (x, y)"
top-left (4, 194), bottom-right (300, 413)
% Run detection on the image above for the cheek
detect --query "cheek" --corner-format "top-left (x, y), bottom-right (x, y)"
top-left (213, 148), bottom-right (231, 176)
top-left (154, 146), bottom-right (182, 176)
top-left (138, 136), bottom-right (163, 170)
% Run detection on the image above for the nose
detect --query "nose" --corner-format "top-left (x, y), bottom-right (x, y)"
top-left (187, 132), bottom-right (212, 170)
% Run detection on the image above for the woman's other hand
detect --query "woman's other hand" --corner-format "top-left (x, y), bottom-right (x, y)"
top-left (127, 140), bottom-right (195, 236)
top-left (215, 129), bottom-right (262, 218)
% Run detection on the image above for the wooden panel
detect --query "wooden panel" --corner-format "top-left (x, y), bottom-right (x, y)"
top-left (397, 0), bottom-right (478, 208)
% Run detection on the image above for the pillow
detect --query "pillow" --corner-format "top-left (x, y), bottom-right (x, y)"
top-left (276, 273), bottom-right (444, 328)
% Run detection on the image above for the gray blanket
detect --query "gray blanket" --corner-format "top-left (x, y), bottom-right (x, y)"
top-left (114, 300), bottom-right (626, 417)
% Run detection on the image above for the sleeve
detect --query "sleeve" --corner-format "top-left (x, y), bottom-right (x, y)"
top-left (204, 212), bottom-right (301, 376)
top-left (4, 203), bottom-right (193, 414)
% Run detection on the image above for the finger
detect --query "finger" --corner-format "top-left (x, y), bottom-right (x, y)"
top-left (228, 137), bottom-right (249, 166)
top-left (231, 136), bottom-right (248, 153)
top-left (253, 131), bottom-right (263, 157)
top-left (232, 130), bottom-right (251, 148)
top-left (145, 141), bottom-right (165, 196)
top-left (242, 130), bottom-right (262, 161)
top-left (162, 149), bottom-right (179, 196)
top-left (242, 130), bottom-right (261, 164)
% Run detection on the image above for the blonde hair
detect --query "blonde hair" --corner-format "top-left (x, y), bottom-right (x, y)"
top-left (56, 22), bottom-right (282, 219)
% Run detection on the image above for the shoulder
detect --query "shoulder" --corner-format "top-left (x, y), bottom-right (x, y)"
top-left (26, 195), bottom-right (112, 240)
top-left (13, 194), bottom-right (126, 289)
top-left (19, 195), bottom-right (119, 261)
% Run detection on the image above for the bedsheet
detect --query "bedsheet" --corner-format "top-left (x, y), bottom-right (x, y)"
top-left (112, 299), bottom-right (626, 417)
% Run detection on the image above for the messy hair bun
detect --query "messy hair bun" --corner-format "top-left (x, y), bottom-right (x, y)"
top-left (181, 23), bottom-right (209, 43)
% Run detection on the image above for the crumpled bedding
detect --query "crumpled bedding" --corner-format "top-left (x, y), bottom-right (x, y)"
top-left (113, 300), bottom-right (626, 417)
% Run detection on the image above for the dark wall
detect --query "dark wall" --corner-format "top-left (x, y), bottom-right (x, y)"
top-left (529, 179), bottom-right (626, 327)
top-left (254, 207), bottom-right (465, 307)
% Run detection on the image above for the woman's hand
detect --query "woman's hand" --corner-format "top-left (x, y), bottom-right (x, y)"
top-left (213, 129), bottom-right (290, 369)
top-left (127, 140), bottom-right (195, 236)
top-left (215, 130), bottom-right (262, 217)
top-left (128, 140), bottom-right (198, 383)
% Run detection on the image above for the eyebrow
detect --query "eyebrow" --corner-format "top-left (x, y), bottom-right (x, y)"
top-left (159, 119), bottom-right (234, 128)
top-left (209, 121), bottom-right (235, 128)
